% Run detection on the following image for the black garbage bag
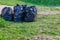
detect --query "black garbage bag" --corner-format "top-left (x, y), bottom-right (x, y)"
top-left (22, 5), bottom-right (27, 13)
top-left (13, 4), bottom-right (24, 22)
top-left (1, 7), bottom-right (13, 21)
top-left (22, 5), bottom-right (27, 21)
top-left (24, 6), bottom-right (37, 22)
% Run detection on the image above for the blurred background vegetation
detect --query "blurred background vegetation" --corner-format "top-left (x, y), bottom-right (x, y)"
top-left (0, 0), bottom-right (60, 6)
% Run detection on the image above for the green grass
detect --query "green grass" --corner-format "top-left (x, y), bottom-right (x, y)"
top-left (0, 0), bottom-right (34, 6)
top-left (0, 0), bottom-right (60, 6)
top-left (0, 17), bottom-right (7, 27)
top-left (20, 0), bottom-right (60, 6)
top-left (0, 14), bottom-right (60, 40)
top-left (0, 0), bottom-right (60, 40)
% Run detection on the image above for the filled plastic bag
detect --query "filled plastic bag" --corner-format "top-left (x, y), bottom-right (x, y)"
top-left (1, 7), bottom-right (13, 21)
top-left (22, 5), bottom-right (27, 21)
top-left (24, 6), bottom-right (37, 22)
top-left (13, 4), bottom-right (24, 22)
top-left (1, 4), bottom-right (37, 22)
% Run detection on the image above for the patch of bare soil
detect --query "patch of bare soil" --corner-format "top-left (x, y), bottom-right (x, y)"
top-left (37, 6), bottom-right (60, 15)
top-left (32, 35), bottom-right (60, 40)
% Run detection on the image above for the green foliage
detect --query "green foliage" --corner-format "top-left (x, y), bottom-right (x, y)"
top-left (20, 0), bottom-right (60, 6)
top-left (0, 0), bottom-right (60, 6)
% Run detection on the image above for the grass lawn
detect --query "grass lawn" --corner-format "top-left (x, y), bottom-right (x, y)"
top-left (0, 0), bottom-right (60, 40)
top-left (0, 14), bottom-right (60, 40)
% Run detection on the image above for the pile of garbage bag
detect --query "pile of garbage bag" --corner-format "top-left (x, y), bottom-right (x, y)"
top-left (1, 4), bottom-right (37, 22)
